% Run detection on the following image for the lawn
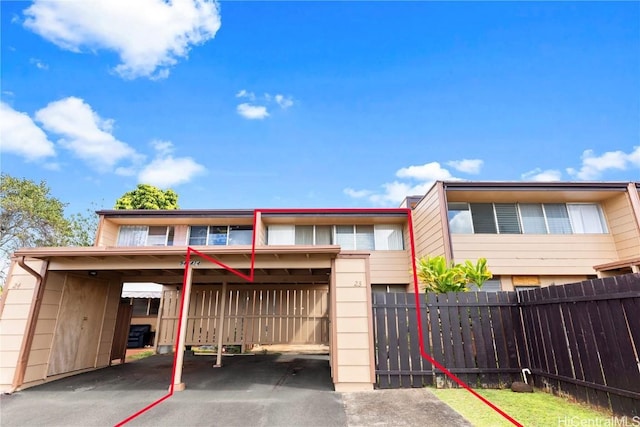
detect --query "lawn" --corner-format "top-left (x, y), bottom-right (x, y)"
top-left (430, 387), bottom-right (621, 427)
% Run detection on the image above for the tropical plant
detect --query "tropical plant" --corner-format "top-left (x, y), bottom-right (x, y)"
top-left (416, 255), bottom-right (492, 293)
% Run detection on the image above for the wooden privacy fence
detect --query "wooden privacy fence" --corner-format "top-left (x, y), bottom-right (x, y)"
top-left (373, 273), bottom-right (640, 416)
top-left (373, 292), bottom-right (526, 389)
top-left (157, 285), bottom-right (329, 350)
top-left (520, 274), bottom-right (640, 416)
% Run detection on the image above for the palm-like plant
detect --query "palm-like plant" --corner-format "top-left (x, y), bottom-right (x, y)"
top-left (416, 255), bottom-right (492, 293)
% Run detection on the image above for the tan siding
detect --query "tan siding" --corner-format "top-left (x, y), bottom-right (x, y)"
top-left (332, 257), bottom-right (374, 391)
top-left (452, 234), bottom-right (618, 275)
top-left (0, 260), bottom-right (44, 392)
top-left (602, 193), bottom-right (640, 260)
top-left (368, 251), bottom-right (411, 284)
top-left (500, 275), bottom-right (590, 291)
top-left (412, 186), bottom-right (446, 258)
top-left (97, 220), bottom-right (119, 246)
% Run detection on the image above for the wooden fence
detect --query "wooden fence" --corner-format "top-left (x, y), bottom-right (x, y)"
top-left (520, 274), bottom-right (640, 416)
top-left (157, 285), bottom-right (329, 350)
top-left (373, 273), bottom-right (640, 416)
top-left (373, 291), bottom-right (526, 389)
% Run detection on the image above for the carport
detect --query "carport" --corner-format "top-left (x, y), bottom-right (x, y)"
top-left (1, 245), bottom-right (376, 393)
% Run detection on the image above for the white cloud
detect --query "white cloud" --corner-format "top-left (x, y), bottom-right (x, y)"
top-left (274, 94), bottom-right (294, 109)
top-left (567, 148), bottom-right (637, 180)
top-left (237, 103), bottom-right (269, 120)
top-left (138, 156), bottom-right (205, 187)
top-left (235, 90), bottom-right (294, 119)
top-left (150, 139), bottom-right (174, 156)
top-left (136, 140), bottom-right (205, 187)
top-left (23, 0), bottom-right (221, 79)
top-left (343, 188), bottom-right (372, 198)
top-left (447, 159), bottom-right (483, 174)
top-left (0, 101), bottom-right (56, 161)
top-left (35, 96), bottom-right (140, 171)
top-left (29, 58), bottom-right (49, 70)
top-left (236, 89), bottom-right (255, 100)
top-left (521, 168), bottom-right (563, 182)
top-left (396, 161), bottom-right (455, 181)
top-left (346, 161), bottom-right (464, 206)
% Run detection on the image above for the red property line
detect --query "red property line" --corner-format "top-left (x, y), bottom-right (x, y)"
top-left (115, 208), bottom-right (521, 426)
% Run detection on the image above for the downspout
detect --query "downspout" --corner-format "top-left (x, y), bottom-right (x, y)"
top-left (11, 257), bottom-right (48, 392)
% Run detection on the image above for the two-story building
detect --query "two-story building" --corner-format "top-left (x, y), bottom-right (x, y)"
top-left (1, 181), bottom-right (638, 393)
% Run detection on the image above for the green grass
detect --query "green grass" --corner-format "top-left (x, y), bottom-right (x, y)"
top-left (430, 388), bottom-right (618, 427)
top-left (127, 350), bottom-right (155, 361)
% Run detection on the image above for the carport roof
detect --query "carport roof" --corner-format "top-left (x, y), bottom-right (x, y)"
top-left (12, 245), bottom-right (345, 285)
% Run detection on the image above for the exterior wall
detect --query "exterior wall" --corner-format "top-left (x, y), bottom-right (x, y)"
top-left (603, 193), bottom-right (640, 260)
top-left (97, 219), bottom-right (119, 246)
top-left (451, 234), bottom-right (618, 276)
top-left (0, 259), bottom-right (44, 392)
top-left (331, 256), bottom-right (374, 392)
top-left (368, 251), bottom-right (411, 284)
top-left (499, 275), bottom-right (591, 291)
top-left (21, 272), bottom-right (65, 385)
top-left (12, 273), bottom-right (121, 390)
top-left (411, 183), bottom-right (447, 260)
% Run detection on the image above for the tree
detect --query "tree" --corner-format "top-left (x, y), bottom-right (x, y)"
top-left (1, 174), bottom-right (70, 283)
top-left (67, 208), bottom-right (99, 246)
top-left (114, 184), bottom-right (179, 210)
top-left (416, 255), bottom-right (492, 293)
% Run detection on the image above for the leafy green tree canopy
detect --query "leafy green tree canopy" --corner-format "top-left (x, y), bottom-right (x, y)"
top-left (114, 184), bottom-right (179, 210)
top-left (1, 174), bottom-right (71, 251)
top-left (1, 173), bottom-right (99, 285)
top-left (416, 255), bottom-right (492, 293)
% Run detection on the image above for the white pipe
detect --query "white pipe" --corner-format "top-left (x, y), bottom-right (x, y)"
top-left (521, 368), bottom-right (532, 384)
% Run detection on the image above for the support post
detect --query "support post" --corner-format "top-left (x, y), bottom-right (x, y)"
top-left (172, 264), bottom-right (194, 391)
top-left (214, 282), bottom-right (228, 367)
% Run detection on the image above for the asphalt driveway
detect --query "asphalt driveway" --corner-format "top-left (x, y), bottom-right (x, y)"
top-left (0, 353), bottom-right (471, 426)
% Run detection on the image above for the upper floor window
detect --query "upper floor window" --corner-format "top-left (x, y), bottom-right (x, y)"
top-left (188, 225), bottom-right (253, 246)
top-left (267, 224), bottom-right (404, 250)
top-left (117, 226), bottom-right (175, 246)
top-left (448, 202), bottom-right (608, 235)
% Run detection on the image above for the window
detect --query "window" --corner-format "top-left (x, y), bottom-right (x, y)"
top-left (468, 278), bottom-right (501, 292)
top-left (519, 204), bottom-right (547, 234)
top-left (374, 224), bottom-right (404, 250)
top-left (130, 298), bottom-right (160, 316)
top-left (266, 224), bottom-right (404, 250)
top-left (567, 204), bottom-right (608, 233)
top-left (448, 203), bottom-right (473, 234)
top-left (515, 286), bottom-right (539, 293)
top-left (494, 203), bottom-right (521, 234)
top-left (117, 226), bottom-right (175, 247)
top-left (188, 225), bottom-right (253, 246)
top-left (544, 204), bottom-right (572, 234)
top-left (448, 202), bottom-right (607, 235)
top-left (228, 225), bottom-right (253, 245)
top-left (470, 203), bottom-right (497, 234)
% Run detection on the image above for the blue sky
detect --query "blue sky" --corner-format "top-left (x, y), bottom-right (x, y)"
top-left (1, 1), bottom-right (639, 213)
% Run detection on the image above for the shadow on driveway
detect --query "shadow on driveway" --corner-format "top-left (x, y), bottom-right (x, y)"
top-left (0, 353), bottom-right (471, 426)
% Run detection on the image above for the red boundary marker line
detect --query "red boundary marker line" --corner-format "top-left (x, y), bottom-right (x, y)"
top-left (115, 208), bottom-right (522, 426)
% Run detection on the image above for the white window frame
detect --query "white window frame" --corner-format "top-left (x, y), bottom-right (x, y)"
top-left (117, 225), bottom-right (174, 247)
